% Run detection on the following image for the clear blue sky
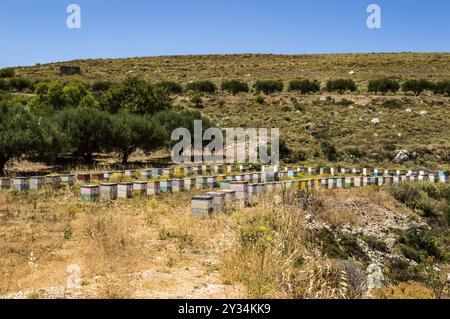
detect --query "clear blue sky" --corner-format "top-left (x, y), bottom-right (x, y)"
top-left (1, 0), bottom-right (449, 67)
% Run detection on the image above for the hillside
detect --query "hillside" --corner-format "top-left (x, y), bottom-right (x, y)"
top-left (15, 53), bottom-right (450, 84)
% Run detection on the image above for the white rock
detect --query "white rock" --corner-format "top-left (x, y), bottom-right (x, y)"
top-left (371, 118), bottom-right (380, 125)
top-left (419, 110), bottom-right (428, 115)
top-left (349, 70), bottom-right (355, 75)
top-left (66, 264), bottom-right (81, 290)
top-left (406, 108), bottom-right (412, 112)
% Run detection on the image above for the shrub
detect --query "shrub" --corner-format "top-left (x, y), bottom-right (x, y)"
top-left (62, 81), bottom-right (89, 107)
top-left (0, 79), bottom-right (8, 91)
top-left (32, 81), bottom-right (67, 110)
top-left (325, 79), bottom-right (357, 93)
top-left (288, 79), bottom-right (320, 94)
top-left (401, 79), bottom-right (433, 96)
top-left (100, 77), bottom-right (171, 114)
top-left (155, 81), bottom-right (183, 94)
top-left (254, 80), bottom-right (283, 94)
top-left (92, 80), bottom-right (112, 92)
top-left (432, 80), bottom-right (450, 96)
top-left (185, 80), bottom-right (216, 94)
top-left (0, 67), bottom-right (15, 78)
top-left (8, 78), bottom-right (33, 92)
top-left (110, 112), bottom-right (166, 164)
top-left (368, 78), bottom-right (400, 94)
top-left (188, 90), bottom-right (203, 108)
top-left (253, 95), bottom-right (265, 104)
top-left (396, 227), bottom-right (444, 263)
top-left (221, 80), bottom-right (249, 95)
top-left (56, 107), bottom-right (113, 162)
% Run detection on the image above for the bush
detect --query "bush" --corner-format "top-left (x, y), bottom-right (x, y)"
top-left (185, 80), bottom-right (216, 94)
top-left (221, 80), bottom-right (249, 95)
top-left (0, 67), bottom-right (15, 78)
top-left (110, 112), bottom-right (166, 164)
top-left (0, 79), bottom-right (8, 91)
top-left (401, 79), bottom-right (433, 96)
top-left (432, 80), bottom-right (450, 96)
top-left (155, 81), bottom-right (183, 94)
top-left (92, 80), bottom-right (112, 92)
top-left (254, 80), bottom-right (283, 94)
top-left (56, 107), bottom-right (113, 162)
top-left (368, 78), bottom-right (400, 94)
top-left (325, 79), bottom-right (357, 93)
top-left (253, 95), bottom-right (265, 104)
top-left (100, 77), bottom-right (171, 114)
top-left (396, 227), bottom-right (444, 263)
top-left (188, 90), bottom-right (203, 108)
top-left (8, 78), bottom-right (33, 92)
top-left (288, 79), bottom-right (320, 94)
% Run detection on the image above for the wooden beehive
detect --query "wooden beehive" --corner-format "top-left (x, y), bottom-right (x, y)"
top-left (0, 177), bottom-right (10, 190)
top-left (117, 182), bottom-right (133, 198)
top-left (171, 179), bottom-right (184, 193)
top-left (132, 181), bottom-right (148, 196)
top-left (61, 174), bottom-right (75, 185)
top-left (77, 173), bottom-right (90, 184)
top-left (191, 196), bottom-right (214, 216)
top-left (100, 183), bottom-right (118, 200)
top-left (147, 181), bottom-right (160, 196)
top-left (160, 180), bottom-right (172, 193)
top-left (140, 170), bottom-right (152, 180)
top-left (206, 191), bottom-right (226, 211)
top-left (80, 185), bottom-right (100, 201)
top-left (30, 176), bottom-right (44, 190)
top-left (12, 177), bottom-right (29, 191)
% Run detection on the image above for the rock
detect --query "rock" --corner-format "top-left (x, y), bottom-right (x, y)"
top-left (349, 70), bottom-right (355, 75)
top-left (366, 264), bottom-right (384, 291)
top-left (394, 150), bottom-right (410, 163)
top-left (406, 108), bottom-right (412, 112)
top-left (371, 118), bottom-right (380, 125)
top-left (419, 110), bottom-right (428, 115)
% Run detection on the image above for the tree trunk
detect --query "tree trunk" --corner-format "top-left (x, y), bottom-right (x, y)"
top-left (121, 152), bottom-right (129, 165)
top-left (0, 155), bottom-right (9, 176)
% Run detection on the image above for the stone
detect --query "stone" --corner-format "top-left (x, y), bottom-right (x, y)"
top-left (371, 118), bottom-right (380, 125)
top-left (394, 150), bottom-right (410, 163)
top-left (366, 264), bottom-right (383, 291)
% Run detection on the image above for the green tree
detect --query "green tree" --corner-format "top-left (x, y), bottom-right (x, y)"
top-left (368, 78), bottom-right (400, 95)
top-left (56, 107), bottom-right (112, 163)
top-left (62, 81), bottom-right (89, 107)
top-left (32, 81), bottom-right (68, 110)
top-left (100, 77), bottom-right (171, 114)
top-left (325, 79), bottom-right (357, 94)
top-left (0, 68), bottom-right (15, 78)
top-left (110, 112), bottom-right (166, 164)
top-left (0, 102), bottom-right (47, 173)
top-left (402, 79), bottom-right (433, 96)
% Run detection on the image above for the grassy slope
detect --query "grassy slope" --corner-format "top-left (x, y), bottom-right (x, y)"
top-left (14, 53), bottom-right (450, 169)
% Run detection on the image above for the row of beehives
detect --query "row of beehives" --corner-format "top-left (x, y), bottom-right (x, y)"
top-left (1, 162), bottom-right (446, 190)
top-left (191, 173), bottom-right (450, 216)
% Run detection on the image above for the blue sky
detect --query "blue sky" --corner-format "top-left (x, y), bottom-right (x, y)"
top-left (1, 0), bottom-right (449, 67)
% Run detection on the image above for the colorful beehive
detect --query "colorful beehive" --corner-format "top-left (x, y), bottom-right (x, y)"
top-left (196, 176), bottom-right (207, 189)
top-left (248, 184), bottom-right (257, 198)
top-left (383, 176), bottom-right (393, 185)
top-left (345, 177), bottom-right (355, 188)
top-left (0, 177), bottom-right (11, 190)
top-left (393, 176), bottom-right (400, 184)
top-left (206, 192), bottom-right (226, 211)
top-left (428, 174), bottom-right (436, 183)
top-left (320, 178), bottom-right (328, 189)
top-left (226, 175), bottom-right (236, 181)
top-left (220, 179), bottom-right (231, 189)
top-left (235, 174), bottom-right (244, 181)
top-left (251, 173), bottom-right (260, 183)
top-left (147, 181), bottom-right (160, 196)
top-left (141, 169), bottom-right (153, 180)
top-left (192, 166), bottom-right (201, 175)
top-left (352, 168), bottom-right (362, 175)
top-left (12, 177), bottom-right (29, 191)
top-left (439, 171), bottom-right (448, 183)
top-left (230, 181), bottom-right (249, 202)
top-left (171, 179), bottom-right (184, 193)
top-left (90, 173), bottom-right (105, 182)
top-left (362, 168), bottom-right (372, 177)
top-left (117, 182), bottom-right (133, 198)
top-left (206, 176), bottom-right (218, 188)
top-left (183, 166), bottom-right (193, 176)
top-left (45, 175), bottom-right (61, 189)
top-left (328, 178), bottom-right (337, 189)
top-left (191, 196), bottom-right (214, 217)
top-left (183, 177), bottom-right (196, 190)
top-left (375, 177), bottom-right (384, 186)
top-left (222, 189), bottom-right (236, 202)
top-left (226, 165), bottom-right (233, 173)
top-left (407, 170), bottom-right (418, 176)
top-left (373, 169), bottom-right (382, 177)
top-left (340, 168), bottom-right (349, 174)
top-left (151, 168), bottom-right (163, 177)
top-left (100, 183), bottom-right (118, 200)
top-left (330, 167), bottom-right (338, 176)
top-left (239, 164), bottom-right (248, 172)
top-left (308, 167), bottom-right (318, 175)
top-left (162, 168), bottom-right (173, 178)
top-left (30, 176), bottom-right (45, 190)
top-left (418, 174), bottom-right (428, 182)
top-left (80, 185), bottom-right (100, 201)
top-left (77, 173), bottom-right (90, 184)
top-left (174, 167), bottom-right (184, 177)
top-left (354, 177), bottom-right (362, 187)
top-left (160, 180), bottom-right (172, 193)
top-left (320, 167), bottom-right (330, 175)
top-left (418, 170), bottom-right (428, 176)
top-left (213, 165), bottom-right (224, 174)
top-left (103, 171), bottom-right (114, 179)
top-left (287, 171), bottom-right (298, 178)
top-left (133, 181), bottom-right (148, 196)
top-left (336, 177), bottom-right (344, 188)
top-left (124, 170), bottom-right (136, 177)
top-left (396, 170), bottom-right (405, 176)
top-left (61, 174), bottom-right (75, 186)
